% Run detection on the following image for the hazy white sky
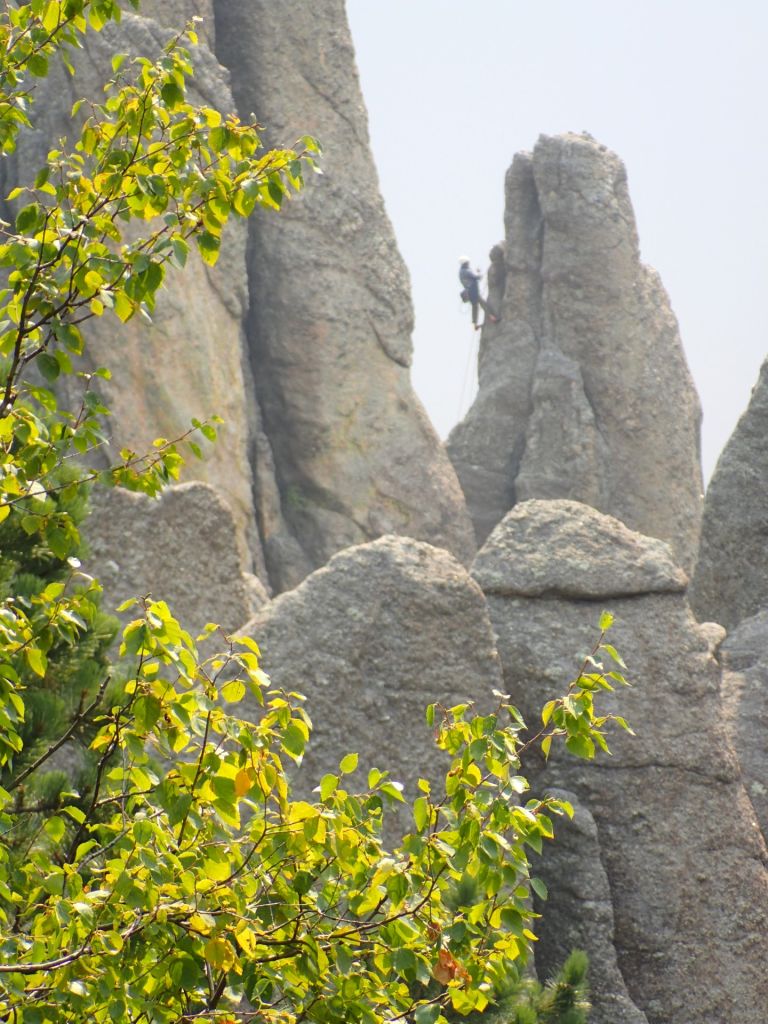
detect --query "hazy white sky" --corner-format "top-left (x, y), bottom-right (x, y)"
top-left (346, 0), bottom-right (768, 482)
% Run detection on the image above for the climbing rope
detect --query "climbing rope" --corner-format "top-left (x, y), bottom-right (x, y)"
top-left (456, 324), bottom-right (480, 422)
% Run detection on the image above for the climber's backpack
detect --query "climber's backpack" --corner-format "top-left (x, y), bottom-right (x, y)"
top-left (460, 288), bottom-right (470, 303)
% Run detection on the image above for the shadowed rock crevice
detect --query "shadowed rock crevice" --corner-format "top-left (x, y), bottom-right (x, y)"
top-left (533, 789), bottom-right (649, 1024)
top-left (691, 356), bottom-right (768, 630)
top-left (719, 611), bottom-right (768, 840)
top-left (212, 0), bottom-right (476, 591)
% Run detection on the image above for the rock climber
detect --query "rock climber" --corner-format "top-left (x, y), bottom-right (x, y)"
top-left (459, 257), bottom-right (499, 330)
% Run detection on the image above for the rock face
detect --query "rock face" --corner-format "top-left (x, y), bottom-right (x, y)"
top-left (448, 134), bottom-right (703, 573)
top-left (533, 790), bottom-right (649, 1024)
top-left (473, 500), bottom-right (768, 1024)
top-left (691, 357), bottom-right (768, 630)
top-left (0, 12), bottom-right (262, 572)
top-left (85, 482), bottom-right (265, 636)
top-left (214, 0), bottom-right (476, 591)
top-left (139, 0), bottom-right (215, 46)
top-left (5, 1), bottom-right (476, 593)
top-left (720, 611), bottom-right (768, 839)
top-left (242, 536), bottom-right (502, 809)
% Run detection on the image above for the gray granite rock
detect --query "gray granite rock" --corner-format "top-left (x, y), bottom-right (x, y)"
top-left (242, 536), bottom-right (502, 812)
top-left (4, 1), bottom-right (478, 594)
top-left (534, 789), bottom-right (649, 1024)
top-left (85, 482), bottom-right (260, 635)
top-left (139, 0), bottom-right (215, 46)
top-left (475, 500), bottom-right (768, 1023)
top-left (214, 0), bottom-right (476, 591)
top-left (0, 11), bottom-right (264, 574)
top-left (473, 500), bottom-right (687, 598)
top-left (448, 134), bottom-right (703, 573)
top-left (720, 610), bottom-right (768, 838)
top-left (691, 356), bottom-right (768, 630)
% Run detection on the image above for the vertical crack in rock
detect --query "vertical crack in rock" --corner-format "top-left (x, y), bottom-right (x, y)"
top-left (212, 0), bottom-right (476, 592)
top-left (448, 150), bottom-right (544, 542)
top-left (533, 788), bottom-right (649, 1024)
top-left (472, 500), bottom-right (768, 1023)
top-left (691, 355), bottom-right (768, 630)
top-left (448, 133), bottom-right (703, 572)
top-left (719, 611), bottom-right (768, 842)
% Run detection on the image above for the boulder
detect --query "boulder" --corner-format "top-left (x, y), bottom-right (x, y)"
top-left (242, 536), bottom-right (503, 810)
top-left (473, 499), bottom-right (768, 1024)
top-left (85, 482), bottom-right (263, 636)
top-left (473, 499), bottom-right (687, 598)
top-left (214, 0), bottom-right (476, 591)
top-left (448, 134), bottom-right (703, 573)
top-left (720, 611), bottom-right (768, 839)
top-left (691, 356), bottom-right (768, 630)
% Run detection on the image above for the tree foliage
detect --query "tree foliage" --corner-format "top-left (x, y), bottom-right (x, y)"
top-left (0, 462), bottom-right (118, 792)
top-left (0, 3), bottom-right (632, 1022)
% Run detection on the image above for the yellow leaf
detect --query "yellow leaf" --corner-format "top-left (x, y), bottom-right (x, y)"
top-left (204, 858), bottom-right (230, 882)
top-left (114, 291), bottom-right (135, 323)
top-left (25, 647), bottom-right (46, 678)
top-left (188, 912), bottom-right (214, 936)
top-left (221, 679), bottom-right (246, 703)
top-left (204, 936), bottom-right (237, 971)
top-left (235, 924), bottom-right (259, 957)
top-left (235, 769), bottom-right (252, 797)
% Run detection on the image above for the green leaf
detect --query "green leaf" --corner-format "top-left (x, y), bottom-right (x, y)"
top-left (319, 773), bottom-right (338, 801)
top-left (38, 352), bottom-right (60, 381)
top-left (339, 752), bottom-right (358, 774)
top-left (614, 715), bottom-right (635, 734)
top-left (413, 795), bottom-right (429, 831)
top-left (161, 81), bottom-right (184, 109)
top-left (196, 231), bottom-right (220, 266)
top-left (530, 876), bottom-right (548, 901)
top-left (413, 1005), bottom-right (441, 1024)
top-left (28, 53), bottom-right (49, 78)
top-left (15, 203), bottom-right (42, 235)
top-left (599, 610), bottom-right (614, 631)
top-left (282, 722), bottom-right (307, 761)
top-left (541, 699), bottom-right (557, 726)
top-left (44, 816), bottom-right (66, 843)
top-left (62, 805), bottom-right (86, 825)
top-left (171, 236), bottom-right (189, 268)
top-left (565, 734), bottom-right (595, 759)
top-left (602, 643), bottom-right (626, 669)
